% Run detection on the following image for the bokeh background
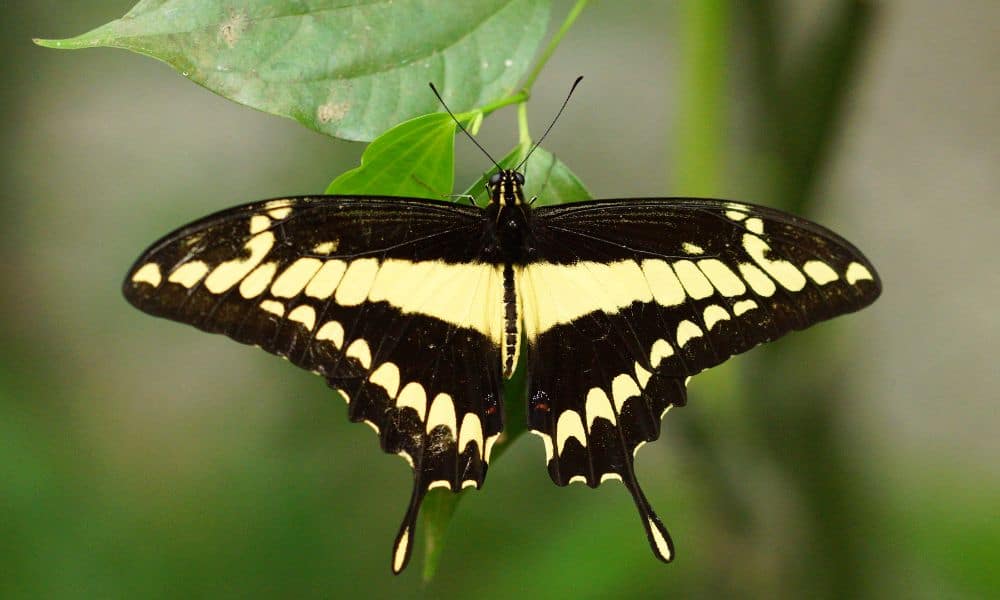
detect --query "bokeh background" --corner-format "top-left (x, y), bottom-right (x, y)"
top-left (2, 1), bottom-right (997, 597)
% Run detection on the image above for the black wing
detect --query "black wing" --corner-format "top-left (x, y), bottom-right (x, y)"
top-left (521, 197), bottom-right (881, 562)
top-left (123, 196), bottom-right (506, 573)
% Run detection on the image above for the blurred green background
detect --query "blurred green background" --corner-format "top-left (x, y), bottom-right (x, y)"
top-left (3, 1), bottom-right (998, 597)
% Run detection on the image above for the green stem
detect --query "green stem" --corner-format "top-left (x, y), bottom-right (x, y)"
top-left (674, 0), bottom-right (729, 196)
top-left (517, 102), bottom-right (532, 145)
top-left (521, 0), bottom-right (589, 93)
top-left (464, 89), bottom-right (529, 120)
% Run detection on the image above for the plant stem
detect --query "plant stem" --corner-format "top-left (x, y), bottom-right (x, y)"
top-left (469, 89), bottom-right (530, 119)
top-left (674, 0), bottom-right (729, 196)
top-left (521, 0), bottom-right (589, 93)
top-left (517, 102), bottom-right (532, 145)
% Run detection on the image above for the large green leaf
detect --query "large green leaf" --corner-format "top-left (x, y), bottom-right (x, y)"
top-left (326, 113), bottom-right (456, 198)
top-left (36, 0), bottom-right (552, 141)
top-left (462, 142), bottom-right (591, 206)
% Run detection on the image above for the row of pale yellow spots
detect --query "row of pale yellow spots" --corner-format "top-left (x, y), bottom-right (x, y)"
top-left (528, 327), bottom-right (695, 487)
top-left (318, 327), bottom-right (500, 483)
top-left (132, 203), bottom-right (873, 354)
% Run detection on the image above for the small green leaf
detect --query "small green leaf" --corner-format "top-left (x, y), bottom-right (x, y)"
top-left (326, 113), bottom-right (456, 199)
top-left (35, 0), bottom-right (551, 141)
top-left (462, 142), bottom-right (591, 206)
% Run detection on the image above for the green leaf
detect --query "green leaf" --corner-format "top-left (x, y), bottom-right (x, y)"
top-left (35, 0), bottom-right (552, 141)
top-left (326, 113), bottom-right (456, 199)
top-left (461, 142), bottom-right (591, 206)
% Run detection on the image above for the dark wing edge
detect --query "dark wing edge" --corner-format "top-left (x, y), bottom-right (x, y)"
top-left (122, 195), bottom-right (504, 574)
top-left (523, 196), bottom-right (881, 562)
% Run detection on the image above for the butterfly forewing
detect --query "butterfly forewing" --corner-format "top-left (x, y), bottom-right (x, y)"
top-left (123, 196), bottom-right (507, 573)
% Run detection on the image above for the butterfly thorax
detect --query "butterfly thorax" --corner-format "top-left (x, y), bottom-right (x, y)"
top-left (484, 169), bottom-right (535, 266)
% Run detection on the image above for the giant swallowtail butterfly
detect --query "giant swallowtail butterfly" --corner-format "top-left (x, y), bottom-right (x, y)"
top-left (124, 95), bottom-right (880, 573)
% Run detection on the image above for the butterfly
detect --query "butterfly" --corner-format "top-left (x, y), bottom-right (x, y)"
top-left (123, 81), bottom-right (881, 573)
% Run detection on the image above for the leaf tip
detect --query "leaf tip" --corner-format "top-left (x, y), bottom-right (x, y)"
top-left (32, 38), bottom-right (62, 48)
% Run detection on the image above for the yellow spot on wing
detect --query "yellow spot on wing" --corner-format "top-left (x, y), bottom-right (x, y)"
top-left (568, 475), bottom-right (587, 485)
top-left (484, 433), bottom-right (500, 463)
top-left (249, 215), bottom-right (271, 234)
top-left (368, 362), bottom-right (401, 398)
top-left (642, 259), bottom-right (686, 306)
top-left (682, 242), bottom-right (704, 254)
top-left (426, 393), bottom-right (456, 437)
top-left (845, 262), bottom-right (874, 284)
top-left (698, 259), bottom-right (746, 297)
top-left (611, 374), bottom-right (640, 412)
top-left (239, 262), bottom-right (277, 298)
top-left (600, 472), bottom-right (623, 484)
top-left (204, 231), bottom-right (275, 294)
top-left (271, 258), bottom-right (323, 298)
top-left (648, 518), bottom-right (672, 561)
top-left (305, 260), bottom-right (347, 299)
top-left (804, 260), bottom-right (839, 285)
top-left (745, 217), bottom-right (764, 234)
top-left (315, 321), bottom-right (344, 348)
top-left (259, 299), bottom-right (285, 317)
top-left (132, 263), bottom-right (162, 287)
top-left (739, 262), bottom-right (777, 297)
top-left (733, 299), bottom-right (758, 316)
top-left (634, 362), bottom-right (653, 388)
top-left (703, 305), bottom-right (730, 330)
top-left (312, 240), bottom-right (339, 254)
top-left (674, 260), bottom-right (714, 299)
top-left (428, 480), bottom-right (452, 491)
top-left (650, 339), bottom-right (674, 366)
top-left (458, 413), bottom-right (484, 454)
top-left (396, 382), bottom-right (427, 421)
top-left (676, 320), bottom-right (703, 347)
top-left (345, 338), bottom-right (372, 369)
top-left (585, 388), bottom-right (616, 431)
top-left (393, 527), bottom-right (409, 574)
top-left (267, 207), bottom-right (291, 219)
top-left (287, 305), bottom-right (316, 331)
top-left (168, 261), bottom-right (209, 288)
top-left (556, 410), bottom-right (587, 454)
top-left (336, 258), bottom-right (379, 306)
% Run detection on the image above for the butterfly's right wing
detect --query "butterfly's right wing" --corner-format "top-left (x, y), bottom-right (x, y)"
top-left (123, 196), bottom-right (505, 573)
top-left (520, 197), bottom-right (881, 562)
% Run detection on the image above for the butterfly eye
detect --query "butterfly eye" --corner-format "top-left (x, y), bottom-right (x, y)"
top-left (488, 172), bottom-right (502, 186)
top-left (514, 172), bottom-right (525, 185)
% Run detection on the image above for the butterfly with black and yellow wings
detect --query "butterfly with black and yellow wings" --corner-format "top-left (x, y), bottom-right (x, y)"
top-left (123, 166), bottom-right (880, 573)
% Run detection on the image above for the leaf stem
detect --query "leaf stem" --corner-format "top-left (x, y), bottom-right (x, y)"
top-left (517, 102), bottom-right (532, 145)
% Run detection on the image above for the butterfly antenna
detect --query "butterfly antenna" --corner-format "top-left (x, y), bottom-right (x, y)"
top-left (515, 75), bottom-right (583, 172)
top-left (428, 82), bottom-right (501, 171)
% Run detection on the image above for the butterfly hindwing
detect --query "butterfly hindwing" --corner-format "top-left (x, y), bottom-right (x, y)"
top-left (520, 197), bottom-right (881, 561)
top-left (123, 196), bottom-right (506, 573)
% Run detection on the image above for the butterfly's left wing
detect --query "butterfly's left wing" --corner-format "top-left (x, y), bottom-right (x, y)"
top-left (123, 196), bottom-right (505, 573)
top-left (520, 197), bottom-right (881, 562)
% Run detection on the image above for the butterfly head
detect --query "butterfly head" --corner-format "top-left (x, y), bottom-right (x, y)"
top-left (487, 169), bottom-right (526, 206)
